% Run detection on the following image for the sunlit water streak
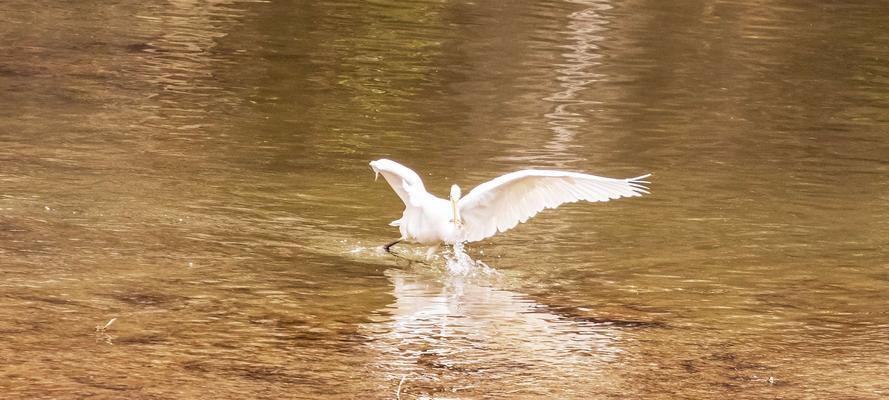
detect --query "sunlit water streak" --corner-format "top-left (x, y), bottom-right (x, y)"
top-left (539, 0), bottom-right (613, 167)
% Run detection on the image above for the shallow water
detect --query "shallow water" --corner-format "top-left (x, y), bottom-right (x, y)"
top-left (1, 0), bottom-right (888, 398)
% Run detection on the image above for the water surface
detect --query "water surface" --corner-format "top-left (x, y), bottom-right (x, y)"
top-left (1, 0), bottom-right (888, 398)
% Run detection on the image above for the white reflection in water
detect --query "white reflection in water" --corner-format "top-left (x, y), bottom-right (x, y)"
top-left (361, 267), bottom-right (623, 395)
top-left (541, 0), bottom-right (613, 167)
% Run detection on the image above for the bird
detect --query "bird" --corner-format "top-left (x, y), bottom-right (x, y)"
top-left (369, 159), bottom-right (650, 257)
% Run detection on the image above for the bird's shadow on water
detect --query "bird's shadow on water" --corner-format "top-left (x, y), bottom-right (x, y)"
top-left (355, 247), bottom-right (668, 398)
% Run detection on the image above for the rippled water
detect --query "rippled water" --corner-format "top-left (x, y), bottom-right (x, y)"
top-left (2, 0), bottom-right (888, 398)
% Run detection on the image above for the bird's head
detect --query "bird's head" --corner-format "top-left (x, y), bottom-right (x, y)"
top-left (450, 184), bottom-right (461, 202)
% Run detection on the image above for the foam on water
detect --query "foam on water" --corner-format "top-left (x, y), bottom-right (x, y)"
top-left (346, 240), bottom-right (499, 278)
top-left (444, 242), bottom-right (498, 277)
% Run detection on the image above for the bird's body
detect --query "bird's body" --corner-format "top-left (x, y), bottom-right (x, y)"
top-left (369, 159), bottom-right (650, 250)
top-left (393, 194), bottom-right (460, 245)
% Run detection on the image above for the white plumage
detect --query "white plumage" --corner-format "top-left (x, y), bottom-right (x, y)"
top-left (370, 159), bottom-right (650, 248)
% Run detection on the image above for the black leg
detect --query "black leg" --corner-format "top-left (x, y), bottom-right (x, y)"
top-left (383, 239), bottom-right (401, 254)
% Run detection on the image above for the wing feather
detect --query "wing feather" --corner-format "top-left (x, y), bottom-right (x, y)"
top-left (457, 170), bottom-right (650, 242)
top-left (369, 159), bottom-right (427, 207)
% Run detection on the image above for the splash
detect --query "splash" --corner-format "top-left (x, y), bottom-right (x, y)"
top-left (444, 242), bottom-right (498, 277)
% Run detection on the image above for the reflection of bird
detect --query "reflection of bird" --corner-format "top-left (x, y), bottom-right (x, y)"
top-left (360, 269), bottom-right (622, 390)
top-left (370, 159), bottom-right (650, 255)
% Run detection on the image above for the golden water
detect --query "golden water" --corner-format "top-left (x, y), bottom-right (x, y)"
top-left (1, 1), bottom-right (888, 398)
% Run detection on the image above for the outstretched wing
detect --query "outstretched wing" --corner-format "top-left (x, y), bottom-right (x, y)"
top-left (457, 170), bottom-right (650, 242)
top-left (369, 159), bottom-right (427, 207)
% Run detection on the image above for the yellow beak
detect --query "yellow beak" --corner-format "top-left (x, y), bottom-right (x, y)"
top-left (451, 198), bottom-right (461, 226)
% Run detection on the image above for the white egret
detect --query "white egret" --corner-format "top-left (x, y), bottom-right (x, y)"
top-left (369, 159), bottom-right (650, 256)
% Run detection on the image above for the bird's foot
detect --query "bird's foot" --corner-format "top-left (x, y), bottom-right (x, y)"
top-left (383, 239), bottom-right (402, 254)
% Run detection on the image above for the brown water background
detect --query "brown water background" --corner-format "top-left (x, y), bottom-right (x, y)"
top-left (1, 0), bottom-right (888, 398)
